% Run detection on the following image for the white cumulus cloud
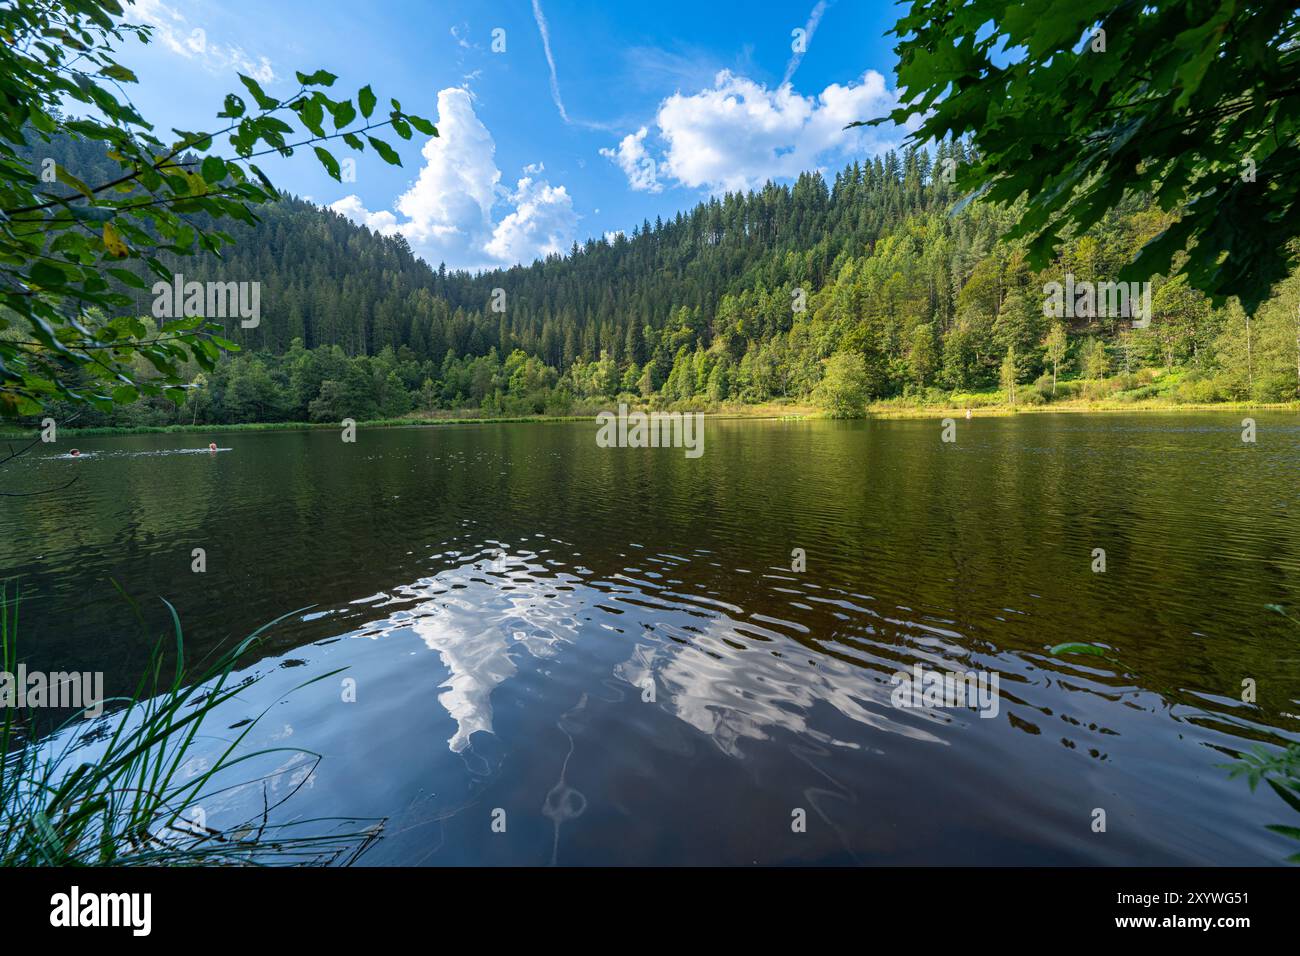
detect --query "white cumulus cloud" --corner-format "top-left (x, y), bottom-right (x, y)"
top-left (598, 127), bottom-right (662, 193)
top-left (602, 69), bottom-right (917, 195)
top-left (485, 166), bottom-right (577, 263)
top-left (329, 88), bottom-right (576, 271)
top-left (328, 195), bottom-right (397, 234)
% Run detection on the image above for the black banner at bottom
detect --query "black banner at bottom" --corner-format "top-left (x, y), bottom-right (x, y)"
top-left (1, 865), bottom-right (1286, 941)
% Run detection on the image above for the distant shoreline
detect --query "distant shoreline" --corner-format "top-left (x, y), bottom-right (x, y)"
top-left (3, 399), bottom-right (1297, 439)
top-left (0, 415), bottom-right (590, 440)
top-left (865, 400), bottom-right (1300, 419)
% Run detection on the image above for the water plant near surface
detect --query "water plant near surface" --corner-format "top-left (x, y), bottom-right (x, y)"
top-left (1226, 743), bottom-right (1300, 863)
top-left (0, 585), bottom-right (382, 866)
top-left (1222, 605), bottom-right (1300, 863)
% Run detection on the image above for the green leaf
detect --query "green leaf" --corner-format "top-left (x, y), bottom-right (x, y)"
top-left (1267, 779), bottom-right (1300, 816)
top-left (219, 93), bottom-right (246, 118)
top-left (358, 85), bottom-right (376, 119)
top-left (1048, 642), bottom-right (1107, 657)
top-left (238, 73), bottom-right (278, 111)
top-left (69, 205), bottom-right (116, 222)
top-left (367, 136), bottom-right (401, 166)
top-left (200, 155), bottom-right (227, 184)
top-left (296, 95), bottom-right (326, 137)
top-left (247, 164), bottom-right (276, 191)
top-left (106, 268), bottom-right (147, 289)
top-left (330, 100), bottom-right (357, 130)
top-left (407, 115), bottom-right (437, 136)
top-left (314, 146), bottom-right (341, 182)
top-left (99, 63), bottom-right (138, 83)
top-left (296, 69), bottom-right (338, 87)
top-left (54, 165), bottom-right (94, 197)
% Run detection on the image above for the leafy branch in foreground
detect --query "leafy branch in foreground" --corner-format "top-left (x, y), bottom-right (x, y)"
top-left (0, 0), bottom-right (436, 419)
top-left (864, 1), bottom-right (1300, 314)
top-left (1, 585), bottom-right (382, 866)
top-left (1222, 603), bottom-right (1300, 863)
top-left (1225, 743), bottom-right (1300, 863)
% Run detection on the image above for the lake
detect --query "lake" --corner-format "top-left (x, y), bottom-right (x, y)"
top-left (4, 413), bottom-right (1300, 864)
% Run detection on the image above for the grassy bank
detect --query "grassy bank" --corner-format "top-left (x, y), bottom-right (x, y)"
top-left (868, 397), bottom-right (1300, 419)
top-left (868, 368), bottom-right (1300, 418)
top-left (5, 389), bottom-right (1296, 440)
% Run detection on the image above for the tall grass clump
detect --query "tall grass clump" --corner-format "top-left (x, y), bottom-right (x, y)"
top-left (0, 585), bottom-right (381, 865)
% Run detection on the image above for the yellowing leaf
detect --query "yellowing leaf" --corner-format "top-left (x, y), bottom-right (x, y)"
top-left (102, 222), bottom-right (129, 258)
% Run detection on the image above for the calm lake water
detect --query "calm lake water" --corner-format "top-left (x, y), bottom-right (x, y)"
top-left (5, 413), bottom-right (1300, 864)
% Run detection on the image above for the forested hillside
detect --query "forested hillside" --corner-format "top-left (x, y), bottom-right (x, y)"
top-left (17, 134), bottom-right (1300, 426)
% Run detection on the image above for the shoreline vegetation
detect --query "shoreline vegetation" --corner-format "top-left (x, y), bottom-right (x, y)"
top-left (6, 393), bottom-right (1296, 439)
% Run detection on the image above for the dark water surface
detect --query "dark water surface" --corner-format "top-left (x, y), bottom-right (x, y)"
top-left (5, 413), bottom-right (1300, 864)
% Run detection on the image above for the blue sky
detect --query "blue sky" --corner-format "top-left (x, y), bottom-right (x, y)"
top-left (117, 0), bottom-right (914, 271)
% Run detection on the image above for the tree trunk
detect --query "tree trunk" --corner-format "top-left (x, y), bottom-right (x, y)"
top-left (1246, 313), bottom-right (1253, 393)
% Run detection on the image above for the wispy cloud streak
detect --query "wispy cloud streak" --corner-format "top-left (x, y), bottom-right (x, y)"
top-left (531, 0), bottom-right (569, 122)
top-left (783, 0), bottom-right (831, 86)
